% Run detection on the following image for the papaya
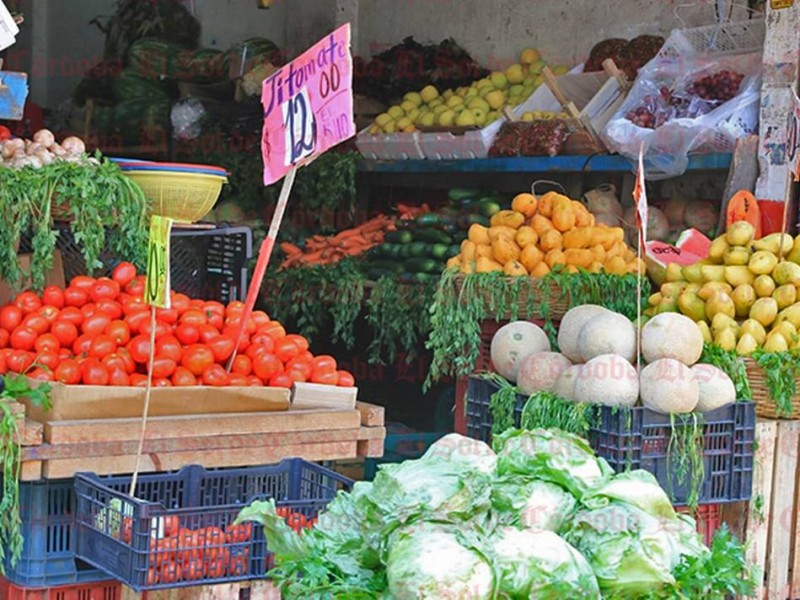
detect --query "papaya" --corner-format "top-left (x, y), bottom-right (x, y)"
top-left (530, 262), bottom-right (551, 277)
top-left (515, 226), bottom-right (538, 248)
top-left (531, 215), bottom-right (554, 235)
top-left (487, 226), bottom-right (518, 241)
top-left (512, 193), bottom-right (538, 218)
top-left (490, 210), bottom-right (526, 229)
top-left (520, 245), bottom-right (544, 273)
top-left (492, 237), bottom-right (521, 264)
top-left (476, 257), bottom-right (504, 273)
top-left (539, 229), bottom-right (563, 252)
top-left (552, 205), bottom-right (576, 232)
top-left (468, 224), bottom-right (490, 245)
top-left (563, 227), bottom-right (593, 249)
top-left (460, 239), bottom-right (477, 262)
top-left (545, 249), bottom-right (566, 269)
top-left (564, 248), bottom-right (593, 268)
top-left (475, 244), bottom-right (494, 259)
top-left (504, 260), bottom-right (528, 276)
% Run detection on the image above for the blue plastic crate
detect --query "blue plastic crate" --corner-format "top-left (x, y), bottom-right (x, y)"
top-left (364, 431), bottom-right (447, 480)
top-left (465, 376), bottom-right (755, 506)
top-left (3, 479), bottom-right (108, 587)
top-left (73, 460), bottom-right (351, 592)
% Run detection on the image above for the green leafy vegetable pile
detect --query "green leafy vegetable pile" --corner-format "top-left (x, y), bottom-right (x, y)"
top-left (236, 429), bottom-right (755, 599)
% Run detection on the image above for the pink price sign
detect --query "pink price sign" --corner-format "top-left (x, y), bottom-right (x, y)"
top-left (260, 24), bottom-right (355, 185)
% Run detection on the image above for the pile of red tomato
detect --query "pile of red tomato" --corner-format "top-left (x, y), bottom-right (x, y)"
top-left (0, 263), bottom-right (355, 388)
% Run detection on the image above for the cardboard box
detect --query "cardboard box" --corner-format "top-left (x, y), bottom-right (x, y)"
top-left (0, 251), bottom-right (65, 304)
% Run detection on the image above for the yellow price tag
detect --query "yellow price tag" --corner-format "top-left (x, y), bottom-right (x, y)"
top-left (145, 216), bottom-right (174, 308)
top-left (771, 0), bottom-right (794, 8)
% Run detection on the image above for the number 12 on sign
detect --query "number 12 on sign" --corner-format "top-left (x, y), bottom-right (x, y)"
top-left (283, 87), bottom-right (317, 166)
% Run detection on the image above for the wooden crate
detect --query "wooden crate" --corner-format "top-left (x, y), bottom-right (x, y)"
top-left (15, 400), bottom-right (385, 479)
top-left (121, 580), bottom-right (280, 599)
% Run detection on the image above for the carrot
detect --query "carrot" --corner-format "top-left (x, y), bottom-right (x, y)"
top-left (280, 242), bottom-right (302, 257)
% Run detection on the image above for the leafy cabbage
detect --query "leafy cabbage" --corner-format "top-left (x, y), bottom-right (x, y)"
top-left (492, 476), bottom-right (576, 532)
top-left (491, 526), bottom-right (601, 598)
top-left (422, 433), bottom-right (498, 474)
top-left (582, 470), bottom-right (677, 520)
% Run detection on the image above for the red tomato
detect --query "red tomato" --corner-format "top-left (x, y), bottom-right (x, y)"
top-left (181, 345), bottom-right (215, 376)
top-left (70, 276), bottom-right (96, 292)
top-left (204, 301), bottom-right (225, 317)
top-left (22, 314), bottom-right (49, 335)
top-left (285, 334), bottom-right (309, 353)
top-left (29, 367), bottom-right (53, 382)
top-left (163, 515), bottom-right (180, 537)
top-left (222, 327), bottom-right (249, 352)
top-left (121, 296), bottom-right (148, 315)
top-left (180, 310), bottom-right (207, 327)
top-left (147, 569), bottom-right (160, 587)
top-left (34, 333), bottom-right (60, 353)
top-left (202, 364), bottom-right (230, 387)
top-left (42, 286), bottom-right (65, 309)
top-left (312, 370), bottom-right (339, 386)
top-left (183, 560), bottom-right (204, 581)
top-left (0, 351), bottom-right (7, 374)
top-left (37, 305), bottom-right (60, 325)
top-left (125, 310), bottom-right (150, 335)
top-left (108, 368), bottom-right (131, 386)
top-left (154, 378), bottom-right (172, 388)
top-left (7, 351), bottom-right (33, 373)
top-left (139, 319), bottom-right (170, 340)
top-left (82, 314), bottom-right (111, 337)
top-left (225, 315), bottom-right (257, 336)
top-left (151, 357), bottom-right (177, 379)
top-left (14, 291), bottom-right (42, 315)
top-left (35, 351), bottom-right (60, 372)
top-left (337, 370), bottom-right (356, 387)
top-left (156, 307), bottom-right (179, 325)
top-left (284, 367), bottom-right (308, 384)
top-left (152, 538), bottom-right (177, 567)
top-left (248, 375), bottom-right (264, 387)
top-left (197, 324), bottom-right (220, 345)
top-left (125, 276), bottom-right (146, 297)
top-left (286, 512), bottom-right (308, 532)
top-left (312, 355), bottom-right (337, 373)
top-left (170, 293), bottom-right (191, 314)
top-left (0, 329), bottom-right (9, 349)
top-left (0, 305), bottom-right (22, 331)
top-left (248, 331), bottom-right (275, 353)
top-left (207, 336), bottom-right (235, 362)
top-left (81, 359), bottom-right (109, 385)
top-left (228, 373), bottom-right (249, 387)
top-left (117, 348), bottom-right (137, 373)
top-left (252, 352), bottom-right (283, 382)
top-left (95, 300), bottom-right (123, 320)
top-left (10, 326), bottom-right (36, 351)
top-left (269, 373), bottom-right (294, 388)
top-left (225, 523), bottom-right (252, 544)
top-left (57, 307), bottom-right (84, 327)
top-left (112, 262), bottom-right (137, 288)
top-left (90, 278), bottom-right (120, 303)
top-left (105, 320), bottom-right (131, 345)
top-left (172, 367), bottom-right (198, 387)
top-left (64, 287), bottom-right (88, 308)
top-left (72, 334), bottom-right (94, 356)
top-left (231, 355), bottom-right (252, 376)
top-left (58, 348), bottom-right (71, 360)
top-left (80, 304), bottom-right (96, 320)
top-left (225, 301), bottom-right (245, 318)
top-left (274, 338), bottom-right (301, 364)
top-left (54, 359), bottom-right (81, 384)
top-left (205, 558), bottom-right (227, 579)
top-left (102, 354), bottom-right (128, 373)
top-left (206, 311), bottom-right (224, 331)
top-left (156, 336), bottom-right (182, 362)
top-left (90, 335), bottom-right (117, 359)
top-left (261, 321), bottom-right (286, 340)
top-left (175, 323), bottom-right (200, 346)
top-left (286, 357), bottom-right (312, 380)
top-left (301, 350), bottom-right (314, 362)
top-left (251, 310), bottom-right (270, 329)
top-left (127, 335), bottom-right (153, 364)
top-left (130, 374), bottom-right (149, 387)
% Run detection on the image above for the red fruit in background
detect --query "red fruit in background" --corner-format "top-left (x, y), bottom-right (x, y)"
top-left (172, 367), bottom-right (197, 387)
top-left (181, 345), bottom-right (214, 376)
top-left (139, 319), bottom-right (170, 340)
top-left (42, 286), bottom-right (65, 308)
top-left (286, 357), bottom-right (312, 381)
top-left (35, 351), bottom-right (60, 372)
top-left (121, 296), bottom-right (147, 315)
top-left (126, 276), bottom-right (146, 297)
top-left (14, 291), bottom-right (42, 315)
top-left (108, 368), bottom-right (131, 386)
top-left (337, 370), bottom-right (355, 387)
top-left (312, 370), bottom-right (339, 386)
top-left (37, 305), bottom-right (60, 324)
top-left (10, 326), bottom-right (36, 351)
top-left (105, 320), bottom-right (131, 345)
top-left (228, 373), bottom-right (249, 387)
top-left (269, 373), bottom-right (294, 388)
top-left (207, 336), bottom-right (235, 362)
top-left (170, 293), bottom-right (190, 314)
top-left (7, 350), bottom-right (33, 373)
top-left (130, 374), bottom-right (149, 387)
top-left (252, 352), bottom-right (282, 382)
top-left (34, 333), bottom-right (60, 353)
top-left (180, 310), bottom-right (207, 327)
top-left (29, 368), bottom-right (53, 382)
top-left (251, 310), bottom-right (270, 329)
top-left (225, 301), bottom-right (244, 318)
top-left (64, 287), bottom-right (88, 308)
top-left (198, 324), bottom-right (220, 344)
top-left (73, 334), bottom-right (94, 356)
top-left (95, 300), bottom-right (123, 320)
top-left (112, 262), bottom-right (137, 288)
top-left (70, 276), bottom-right (96, 292)
top-left (117, 348), bottom-right (137, 373)
top-left (81, 359), bottom-right (109, 385)
top-left (125, 310), bottom-right (149, 334)
top-left (175, 323), bottom-right (200, 345)
top-left (231, 355), bottom-right (252, 376)
top-left (156, 336), bottom-right (182, 362)
top-left (156, 307), bottom-right (179, 324)
top-left (285, 334), bottom-right (309, 353)
top-left (127, 335), bottom-right (152, 364)
top-left (102, 354), bottom-right (128, 373)
top-left (248, 375), bottom-right (263, 387)
top-left (82, 314), bottom-right (111, 337)
top-left (54, 359), bottom-right (81, 384)
top-left (0, 329), bottom-right (9, 349)
top-left (274, 338), bottom-right (300, 363)
top-left (58, 307), bottom-right (84, 327)
top-left (0, 351), bottom-right (9, 373)
top-left (151, 357), bottom-right (177, 379)
top-left (80, 304), bottom-right (97, 319)
top-left (23, 314), bottom-right (49, 335)
top-left (202, 364), bottom-right (230, 387)
top-left (0, 305), bottom-right (22, 331)
top-left (90, 335), bottom-right (117, 359)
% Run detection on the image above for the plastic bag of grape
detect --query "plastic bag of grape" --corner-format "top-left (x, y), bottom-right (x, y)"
top-left (602, 45), bottom-right (761, 179)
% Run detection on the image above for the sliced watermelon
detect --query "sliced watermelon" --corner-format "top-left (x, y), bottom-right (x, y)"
top-left (645, 228), bottom-right (711, 285)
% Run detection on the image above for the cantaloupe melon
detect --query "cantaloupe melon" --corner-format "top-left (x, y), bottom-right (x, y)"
top-left (557, 305), bottom-right (611, 362)
top-left (516, 352), bottom-right (573, 396)
top-left (640, 359), bottom-right (699, 414)
top-left (553, 365), bottom-right (581, 401)
top-left (490, 321), bottom-right (551, 383)
top-left (691, 364), bottom-right (736, 413)
top-left (641, 313), bottom-right (704, 366)
top-left (577, 312), bottom-right (637, 363)
top-left (573, 354), bottom-right (639, 407)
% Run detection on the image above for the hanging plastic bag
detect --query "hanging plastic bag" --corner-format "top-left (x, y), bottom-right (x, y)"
top-left (603, 47), bottom-right (761, 179)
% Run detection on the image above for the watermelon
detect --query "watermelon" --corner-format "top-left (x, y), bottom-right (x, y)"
top-left (645, 228), bottom-right (711, 285)
top-left (114, 69), bottom-right (171, 102)
top-left (127, 38), bottom-right (185, 78)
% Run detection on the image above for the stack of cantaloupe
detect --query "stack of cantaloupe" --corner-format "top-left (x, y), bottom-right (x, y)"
top-left (448, 191), bottom-right (645, 277)
top-left (490, 308), bottom-right (736, 415)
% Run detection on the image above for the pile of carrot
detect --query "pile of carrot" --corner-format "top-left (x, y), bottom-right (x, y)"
top-left (279, 214), bottom-right (396, 268)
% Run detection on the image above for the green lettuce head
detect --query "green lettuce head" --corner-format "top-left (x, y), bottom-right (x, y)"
top-left (492, 476), bottom-right (577, 532)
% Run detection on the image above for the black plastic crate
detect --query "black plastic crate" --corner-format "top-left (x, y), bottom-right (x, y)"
top-left (3, 479), bottom-right (108, 587)
top-left (20, 224), bottom-right (252, 303)
top-left (73, 460), bottom-right (351, 592)
top-left (466, 376), bottom-right (755, 506)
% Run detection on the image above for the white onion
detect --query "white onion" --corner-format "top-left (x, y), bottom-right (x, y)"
top-left (27, 155), bottom-right (43, 169)
top-left (26, 142), bottom-right (43, 155)
top-left (5, 138), bottom-right (24, 154)
top-left (61, 136), bottom-right (86, 155)
top-left (34, 149), bottom-right (54, 166)
top-left (51, 144), bottom-right (67, 157)
top-left (1, 142), bottom-right (15, 159)
top-left (33, 129), bottom-right (56, 149)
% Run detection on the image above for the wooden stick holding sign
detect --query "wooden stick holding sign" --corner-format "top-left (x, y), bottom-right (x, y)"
top-left (633, 143), bottom-right (648, 376)
top-left (228, 24), bottom-right (356, 370)
top-left (779, 90), bottom-right (800, 260)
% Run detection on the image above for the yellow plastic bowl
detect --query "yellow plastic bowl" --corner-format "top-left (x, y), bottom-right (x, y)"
top-left (125, 171), bottom-right (228, 222)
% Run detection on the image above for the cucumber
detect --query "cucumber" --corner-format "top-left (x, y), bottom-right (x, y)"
top-left (415, 213), bottom-right (441, 227)
top-left (430, 243), bottom-right (449, 259)
top-left (458, 214), bottom-right (490, 229)
top-left (478, 200), bottom-right (502, 217)
top-left (409, 242), bottom-right (428, 257)
top-left (414, 228), bottom-right (453, 245)
top-left (385, 230), bottom-right (413, 244)
top-left (448, 188), bottom-right (481, 203)
top-left (405, 258), bottom-right (438, 274)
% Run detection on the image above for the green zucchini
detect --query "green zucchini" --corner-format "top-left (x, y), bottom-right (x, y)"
top-left (405, 258), bottom-right (439, 274)
top-left (430, 244), bottom-right (449, 259)
top-left (447, 244), bottom-right (461, 257)
top-left (477, 200), bottom-right (502, 217)
top-left (385, 230), bottom-right (413, 244)
top-left (448, 188), bottom-right (481, 203)
top-left (367, 260), bottom-right (404, 273)
top-left (414, 214), bottom-right (441, 227)
top-left (409, 242), bottom-right (428, 257)
top-left (413, 228), bottom-right (453, 245)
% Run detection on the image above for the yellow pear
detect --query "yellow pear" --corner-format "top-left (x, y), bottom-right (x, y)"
top-left (750, 297), bottom-right (779, 327)
top-left (665, 263), bottom-right (687, 283)
top-left (788, 235), bottom-right (800, 263)
top-left (657, 298), bottom-right (679, 313)
top-left (395, 117), bottom-right (413, 130)
top-left (726, 221), bottom-right (756, 247)
top-left (772, 262), bottom-right (800, 286)
top-left (419, 112), bottom-right (436, 127)
top-left (383, 121), bottom-right (397, 134)
top-left (697, 321), bottom-right (712, 344)
top-left (400, 100), bottom-right (418, 114)
top-left (404, 91), bottom-right (423, 107)
top-left (485, 90), bottom-right (507, 110)
top-left (715, 328), bottom-right (738, 351)
top-left (764, 331), bottom-right (789, 353)
top-left (505, 64), bottom-right (526, 85)
top-left (446, 95), bottom-right (464, 109)
top-left (711, 313), bottom-right (738, 337)
top-left (736, 333), bottom-right (759, 356)
top-left (773, 284), bottom-right (797, 310)
top-left (741, 319), bottom-right (767, 345)
top-left (749, 250), bottom-right (779, 275)
top-left (490, 72), bottom-right (509, 89)
top-left (455, 109), bottom-right (477, 127)
top-left (648, 292), bottom-right (663, 307)
top-left (708, 237), bottom-right (729, 263)
top-left (437, 109), bottom-right (456, 127)
top-left (701, 265), bottom-right (726, 283)
top-left (470, 108), bottom-right (488, 126)
top-left (421, 85), bottom-right (440, 103)
top-left (387, 105), bottom-right (405, 119)
top-left (375, 113), bottom-right (392, 127)
top-left (773, 320), bottom-right (798, 342)
top-left (724, 266), bottom-right (755, 287)
top-left (754, 274), bottom-right (776, 298)
top-left (661, 282), bottom-right (687, 299)
top-left (682, 263), bottom-right (705, 284)
top-left (731, 284), bottom-right (756, 317)
top-left (781, 304), bottom-right (800, 328)
top-left (467, 97), bottom-right (491, 112)
top-left (698, 281), bottom-right (732, 301)
top-left (520, 48), bottom-right (541, 64)
top-left (677, 291), bottom-right (706, 322)
top-left (706, 291), bottom-right (736, 320)
top-left (723, 246), bottom-right (752, 266)
top-left (753, 232), bottom-right (794, 255)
